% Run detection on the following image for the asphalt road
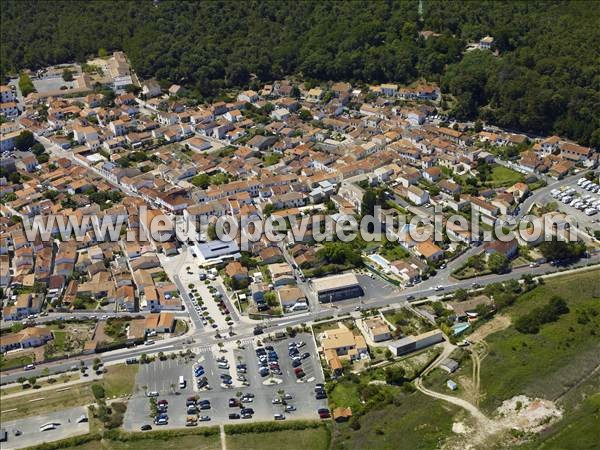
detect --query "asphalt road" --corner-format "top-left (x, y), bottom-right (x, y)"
top-left (3, 254), bottom-right (599, 385)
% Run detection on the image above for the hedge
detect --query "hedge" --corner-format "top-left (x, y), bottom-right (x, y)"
top-left (103, 426), bottom-right (220, 442)
top-left (224, 419), bottom-right (324, 435)
top-left (25, 433), bottom-right (102, 450)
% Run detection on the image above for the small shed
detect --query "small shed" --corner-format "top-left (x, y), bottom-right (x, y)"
top-left (440, 358), bottom-right (459, 374)
top-left (332, 406), bottom-right (353, 422)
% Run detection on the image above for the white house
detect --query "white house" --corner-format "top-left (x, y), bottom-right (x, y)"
top-left (407, 185), bottom-right (429, 206)
top-left (141, 79), bottom-right (162, 98)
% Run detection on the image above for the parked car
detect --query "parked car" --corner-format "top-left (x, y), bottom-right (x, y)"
top-left (318, 408), bottom-right (331, 419)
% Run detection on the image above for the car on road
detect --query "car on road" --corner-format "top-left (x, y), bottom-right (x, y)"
top-left (434, 285), bottom-right (444, 291)
top-left (146, 391), bottom-right (160, 397)
top-left (285, 405), bottom-right (296, 412)
top-left (24, 364), bottom-right (35, 371)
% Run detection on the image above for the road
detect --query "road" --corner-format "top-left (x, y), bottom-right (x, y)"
top-left (2, 254), bottom-right (598, 385)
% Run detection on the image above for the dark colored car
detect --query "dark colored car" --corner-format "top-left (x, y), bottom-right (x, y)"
top-left (228, 413), bottom-right (241, 420)
top-left (318, 408), bottom-right (331, 419)
top-left (140, 424), bottom-right (152, 431)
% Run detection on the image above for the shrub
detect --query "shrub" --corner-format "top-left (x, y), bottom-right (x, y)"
top-left (91, 383), bottom-right (105, 400)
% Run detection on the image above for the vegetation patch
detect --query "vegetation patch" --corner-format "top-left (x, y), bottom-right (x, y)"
top-left (479, 269), bottom-right (600, 413)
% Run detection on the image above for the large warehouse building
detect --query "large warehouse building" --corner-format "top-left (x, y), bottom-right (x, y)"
top-left (311, 272), bottom-right (364, 303)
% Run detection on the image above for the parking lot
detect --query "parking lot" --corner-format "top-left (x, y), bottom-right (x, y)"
top-left (122, 333), bottom-right (327, 430)
top-left (1, 406), bottom-right (88, 450)
top-left (318, 273), bottom-right (398, 312)
top-left (552, 179), bottom-right (600, 229)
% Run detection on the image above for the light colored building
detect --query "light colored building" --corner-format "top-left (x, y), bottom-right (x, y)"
top-left (363, 317), bottom-right (392, 342)
top-left (312, 272), bottom-right (363, 303)
top-left (388, 329), bottom-right (444, 356)
top-left (0, 326), bottom-right (53, 353)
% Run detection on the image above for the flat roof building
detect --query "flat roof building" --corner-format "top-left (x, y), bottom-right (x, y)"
top-left (311, 272), bottom-right (364, 303)
top-left (388, 329), bottom-right (444, 356)
top-left (195, 239), bottom-right (240, 261)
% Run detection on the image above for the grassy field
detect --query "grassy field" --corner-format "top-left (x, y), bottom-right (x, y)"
top-left (102, 363), bottom-right (139, 398)
top-left (330, 391), bottom-right (463, 450)
top-left (0, 364), bottom-right (138, 421)
top-left (487, 165), bottom-right (524, 187)
top-left (479, 268), bottom-right (600, 413)
top-left (513, 373), bottom-right (600, 450)
top-left (0, 381), bottom-right (95, 421)
top-left (0, 353), bottom-right (34, 371)
top-left (29, 433), bottom-right (222, 450)
top-left (1, 372), bottom-right (78, 397)
top-left (227, 428), bottom-right (330, 450)
top-left (105, 434), bottom-right (221, 450)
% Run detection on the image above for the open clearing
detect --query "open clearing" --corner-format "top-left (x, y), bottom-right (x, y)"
top-left (330, 391), bottom-right (465, 450)
top-left (227, 428), bottom-right (330, 450)
top-left (479, 269), bottom-right (600, 413)
top-left (0, 364), bottom-right (138, 421)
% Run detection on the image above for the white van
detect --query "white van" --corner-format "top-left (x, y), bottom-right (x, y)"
top-left (290, 303), bottom-right (309, 312)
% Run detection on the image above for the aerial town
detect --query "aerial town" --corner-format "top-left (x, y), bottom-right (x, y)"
top-left (0, 44), bottom-right (598, 449)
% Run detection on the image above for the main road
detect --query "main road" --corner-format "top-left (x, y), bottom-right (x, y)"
top-left (3, 253), bottom-right (598, 385)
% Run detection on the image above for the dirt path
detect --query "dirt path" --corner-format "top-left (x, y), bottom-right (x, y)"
top-left (220, 424), bottom-right (227, 450)
top-left (415, 378), bottom-right (492, 427)
top-left (469, 315), bottom-right (511, 342)
top-left (416, 341), bottom-right (492, 426)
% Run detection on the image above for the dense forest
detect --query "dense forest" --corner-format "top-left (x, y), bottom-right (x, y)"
top-left (1, 0), bottom-right (598, 146)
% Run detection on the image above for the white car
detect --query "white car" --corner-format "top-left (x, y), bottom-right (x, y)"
top-left (585, 208), bottom-right (597, 216)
